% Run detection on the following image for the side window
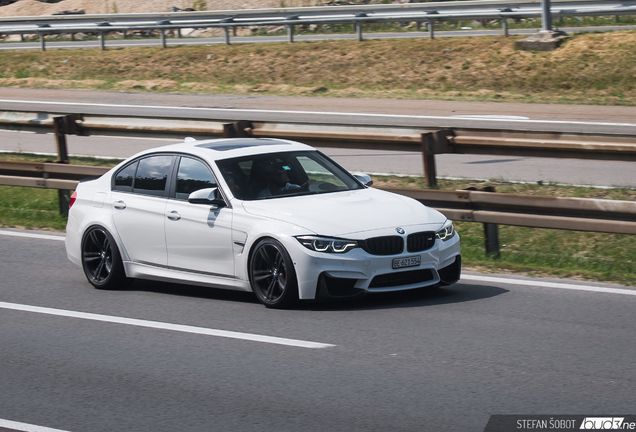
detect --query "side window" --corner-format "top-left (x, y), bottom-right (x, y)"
top-left (114, 161), bottom-right (138, 192)
top-left (175, 157), bottom-right (217, 200)
top-left (133, 155), bottom-right (173, 197)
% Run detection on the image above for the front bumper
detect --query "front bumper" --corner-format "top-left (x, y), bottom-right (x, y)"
top-left (315, 255), bottom-right (461, 299)
top-left (289, 232), bottom-right (461, 300)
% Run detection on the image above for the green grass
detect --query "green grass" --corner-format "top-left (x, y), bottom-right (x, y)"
top-left (457, 223), bottom-right (636, 286)
top-left (0, 154), bottom-right (122, 231)
top-left (0, 186), bottom-right (68, 231)
top-left (0, 153), bottom-right (634, 286)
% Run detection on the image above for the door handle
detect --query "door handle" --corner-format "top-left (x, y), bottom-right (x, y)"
top-left (113, 200), bottom-right (127, 210)
top-left (166, 210), bottom-right (181, 221)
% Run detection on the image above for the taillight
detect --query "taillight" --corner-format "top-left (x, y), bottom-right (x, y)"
top-left (69, 191), bottom-right (77, 209)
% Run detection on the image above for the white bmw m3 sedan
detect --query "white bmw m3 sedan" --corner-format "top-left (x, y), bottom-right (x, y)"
top-left (66, 137), bottom-right (461, 308)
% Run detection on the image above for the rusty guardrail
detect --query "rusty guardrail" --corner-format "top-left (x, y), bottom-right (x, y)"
top-left (1, 111), bottom-right (634, 256)
top-left (2, 111), bottom-right (636, 187)
top-left (380, 187), bottom-right (636, 235)
top-left (1, 161), bottom-right (635, 237)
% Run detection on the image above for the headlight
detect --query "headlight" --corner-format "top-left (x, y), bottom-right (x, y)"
top-left (436, 220), bottom-right (456, 241)
top-left (296, 236), bottom-right (359, 253)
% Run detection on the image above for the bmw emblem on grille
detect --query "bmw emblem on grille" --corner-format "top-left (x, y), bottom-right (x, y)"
top-left (396, 227), bottom-right (405, 235)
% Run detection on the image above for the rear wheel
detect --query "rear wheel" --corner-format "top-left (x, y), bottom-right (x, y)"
top-left (249, 238), bottom-right (298, 309)
top-left (81, 226), bottom-right (130, 290)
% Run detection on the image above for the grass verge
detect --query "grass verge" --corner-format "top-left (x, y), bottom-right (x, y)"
top-left (1, 153), bottom-right (634, 286)
top-left (0, 30), bottom-right (635, 105)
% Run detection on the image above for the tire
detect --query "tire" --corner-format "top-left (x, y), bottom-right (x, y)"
top-left (249, 238), bottom-right (299, 309)
top-left (81, 226), bottom-right (131, 290)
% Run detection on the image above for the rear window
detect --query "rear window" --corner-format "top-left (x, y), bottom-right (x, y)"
top-left (112, 155), bottom-right (174, 197)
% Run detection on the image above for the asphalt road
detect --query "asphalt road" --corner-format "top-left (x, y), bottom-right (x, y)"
top-left (0, 88), bottom-right (635, 187)
top-left (1, 229), bottom-right (635, 432)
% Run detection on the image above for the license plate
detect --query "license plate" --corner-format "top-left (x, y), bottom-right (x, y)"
top-left (392, 256), bottom-right (421, 269)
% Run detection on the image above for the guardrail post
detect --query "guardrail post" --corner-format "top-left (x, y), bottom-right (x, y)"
top-left (356, 22), bottom-right (363, 41)
top-left (468, 185), bottom-right (500, 258)
top-left (421, 132), bottom-right (438, 187)
top-left (223, 121), bottom-right (253, 138)
top-left (484, 223), bottom-right (500, 258)
top-left (39, 33), bottom-right (46, 51)
top-left (428, 19), bottom-right (435, 39)
top-left (53, 116), bottom-right (70, 215)
top-left (53, 117), bottom-right (69, 164)
top-left (287, 24), bottom-right (294, 43)
top-left (224, 27), bottom-right (231, 45)
top-left (53, 114), bottom-right (83, 215)
top-left (502, 17), bottom-right (508, 37)
top-left (99, 31), bottom-right (105, 50)
top-left (158, 20), bottom-right (170, 48)
top-left (420, 129), bottom-right (454, 187)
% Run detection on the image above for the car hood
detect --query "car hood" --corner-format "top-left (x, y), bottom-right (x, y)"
top-left (240, 188), bottom-right (446, 237)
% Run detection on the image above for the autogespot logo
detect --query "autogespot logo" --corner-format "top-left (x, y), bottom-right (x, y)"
top-left (580, 418), bottom-right (630, 429)
top-left (484, 415), bottom-right (636, 432)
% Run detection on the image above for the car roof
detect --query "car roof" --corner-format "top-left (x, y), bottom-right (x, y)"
top-left (135, 137), bottom-right (315, 161)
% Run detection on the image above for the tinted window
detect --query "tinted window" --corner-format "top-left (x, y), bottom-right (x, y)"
top-left (133, 155), bottom-right (173, 197)
top-left (216, 151), bottom-right (361, 200)
top-left (114, 161), bottom-right (137, 191)
top-left (175, 157), bottom-right (217, 200)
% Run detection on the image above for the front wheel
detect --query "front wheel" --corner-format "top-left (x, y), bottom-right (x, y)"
top-left (81, 226), bottom-right (131, 290)
top-left (249, 238), bottom-right (298, 309)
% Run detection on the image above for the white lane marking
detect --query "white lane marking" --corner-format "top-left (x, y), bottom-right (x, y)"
top-left (0, 230), bottom-right (65, 242)
top-left (0, 419), bottom-right (70, 432)
top-left (1, 98), bottom-right (636, 129)
top-left (462, 274), bottom-right (636, 296)
top-left (0, 301), bottom-right (335, 349)
top-left (451, 115), bottom-right (530, 120)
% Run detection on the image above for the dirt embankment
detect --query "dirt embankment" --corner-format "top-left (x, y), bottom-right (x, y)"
top-left (0, 0), bottom-right (309, 17)
top-left (0, 30), bottom-right (635, 105)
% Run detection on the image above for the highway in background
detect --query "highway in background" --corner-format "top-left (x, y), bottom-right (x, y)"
top-left (1, 25), bottom-right (636, 51)
top-left (0, 88), bottom-right (635, 187)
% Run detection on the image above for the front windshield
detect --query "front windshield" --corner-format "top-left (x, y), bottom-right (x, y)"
top-left (216, 150), bottom-right (363, 200)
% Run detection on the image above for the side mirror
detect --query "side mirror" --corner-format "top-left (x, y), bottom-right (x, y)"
top-left (353, 173), bottom-right (373, 187)
top-left (188, 188), bottom-right (226, 207)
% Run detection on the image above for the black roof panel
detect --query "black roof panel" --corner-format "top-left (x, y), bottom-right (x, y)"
top-left (195, 138), bottom-right (290, 151)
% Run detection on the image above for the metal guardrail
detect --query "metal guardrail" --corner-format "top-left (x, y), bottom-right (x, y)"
top-left (2, 111), bottom-right (636, 187)
top-left (382, 187), bottom-right (636, 235)
top-left (1, 161), bottom-right (635, 238)
top-left (0, 160), bottom-right (106, 190)
top-left (1, 0), bottom-right (635, 49)
top-left (1, 111), bottom-right (634, 258)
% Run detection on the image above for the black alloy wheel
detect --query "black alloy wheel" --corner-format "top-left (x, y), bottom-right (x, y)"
top-left (81, 226), bottom-right (129, 290)
top-left (249, 238), bottom-right (298, 309)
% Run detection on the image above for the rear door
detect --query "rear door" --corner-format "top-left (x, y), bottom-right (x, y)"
top-left (111, 154), bottom-right (174, 266)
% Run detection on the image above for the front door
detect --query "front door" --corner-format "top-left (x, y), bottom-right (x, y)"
top-left (164, 156), bottom-right (234, 277)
